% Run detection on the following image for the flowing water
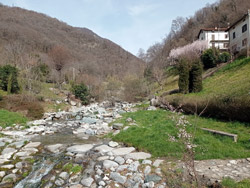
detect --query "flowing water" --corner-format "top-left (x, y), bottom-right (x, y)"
top-left (15, 154), bottom-right (63, 188)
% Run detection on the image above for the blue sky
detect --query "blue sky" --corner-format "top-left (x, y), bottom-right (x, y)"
top-left (0, 0), bottom-right (217, 55)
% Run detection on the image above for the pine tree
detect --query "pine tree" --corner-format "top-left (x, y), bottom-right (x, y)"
top-left (189, 60), bottom-right (203, 93)
top-left (178, 59), bottom-right (189, 94)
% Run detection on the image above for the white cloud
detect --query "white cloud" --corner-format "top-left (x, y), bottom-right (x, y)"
top-left (128, 3), bottom-right (159, 16)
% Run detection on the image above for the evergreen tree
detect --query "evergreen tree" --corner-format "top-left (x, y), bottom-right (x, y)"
top-left (189, 60), bottom-right (203, 93)
top-left (0, 65), bottom-right (20, 93)
top-left (178, 59), bottom-right (189, 94)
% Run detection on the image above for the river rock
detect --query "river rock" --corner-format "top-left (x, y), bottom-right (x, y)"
top-left (109, 141), bottom-right (119, 147)
top-left (9, 141), bottom-right (25, 148)
top-left (81, 117), bottom-right (97, 124)
top-left (55, 178), bottom-right (65, 186)
top-left (66, 144), bottom-right (93, 154)
top-left (1, 148), bottom-right (17, 159)
top-left (15, 162), bottom-right (23, 169)
top-left (95, 145), bottom-right (114, 153)
top-left (125, 152), bottom-right (151, 160)
top-left (24, 142), bottom-right (41, 148)
top-left (45, 144), bottom-right (65, 153)
top-left (128, 161), bottom-right (140, 172)
top-left (115, 156), bottom-right (125, 165)
top-left (0, 171), bottom-right (6, 178)
top-left (110, 172), bottom-right (127, 184)
top-left (153, 160), bottom-right (164, 167)
top-left (1, 164), bottom-right (14, 169)
top-left (0, 142), bottom-right (5, 147)
top-left (81, 177), bottom-right (94, 187)
top-left (112, 147), bottom-right (135, 156)
top-left (142, 160), bottom-right (152, 165)
top-left (2, 174), bottom-right (17, 183)
top-left (97, 156), bottom-right (109, 161)
top-left (112, 123), bottom-right (124, 130)
top-left (69, 184), bottom-right (83, 188)
top-left (59, 172), bottom-right (69, 180)
top-left (145, 175), bottom-right (162, 183)
top-left (103, 160), bottom-right (119, 169)
top-left (144, 166), bottom-right (151, 175)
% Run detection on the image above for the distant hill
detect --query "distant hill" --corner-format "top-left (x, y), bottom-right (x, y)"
top-left (0, 5), bottom-right (144, 80)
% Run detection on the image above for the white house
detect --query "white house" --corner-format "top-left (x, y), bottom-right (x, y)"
top-left (226, 10), bottom-right (250, 56)
top-left (198, 27), bottom-right (229, 50)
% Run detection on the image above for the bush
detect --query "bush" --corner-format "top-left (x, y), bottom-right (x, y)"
top-left (0, 95), bottom-right (2, 101)
top-left (201, 48), bottom-right (219, 69)
top-left (0, 65), bottom-right (20, 93)
top-left (123, 75), bottom-right (148, 102)
top-left (218, 52), bottom-right (231, 63)
top-left (178, 59), bottom-right (189, 94)
top-left (189, 60), bottom-right (203, 93)
top-left (72, 83), bottom-right (90, 105)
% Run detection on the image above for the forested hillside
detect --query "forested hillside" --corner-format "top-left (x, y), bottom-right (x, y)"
top-left (141, 0), bottom-right (250, 67)
top-left (0, 4), bottom-right (144, 88)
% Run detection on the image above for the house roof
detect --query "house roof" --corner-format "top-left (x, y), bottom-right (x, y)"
top-left (197, 28), bottom-right (228, 39)
top-left (226, 11), bottom-right (250, 32)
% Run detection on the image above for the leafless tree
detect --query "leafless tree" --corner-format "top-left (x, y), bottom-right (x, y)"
top-left (49, 45), bottom-right (71, 86)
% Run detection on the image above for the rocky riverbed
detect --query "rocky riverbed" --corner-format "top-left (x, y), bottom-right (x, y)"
top-left (0, 102), bottom-right (166, 188)
top-left (0, 101), bottom-right (250, 188)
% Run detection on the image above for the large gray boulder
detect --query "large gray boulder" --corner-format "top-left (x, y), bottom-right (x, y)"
top-left (66, 144), bottom-right (93, 154)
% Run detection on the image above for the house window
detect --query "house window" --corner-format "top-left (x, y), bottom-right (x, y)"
top-left (212, 34), bottom-right (215, 40)
top-left (225, 34), bottom-right (228, 38)
top-left (242, 38), bottom-right (247, 46)
top-left (233, 32), bottom-right (236, 39)
top-left (242, 24), bottom-right (247, 33)
top-left (223, 43), bottom-right (229, 48)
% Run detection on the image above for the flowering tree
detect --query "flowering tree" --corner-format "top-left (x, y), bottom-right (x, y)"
top-left (169, 40), bottom-right (208, 64)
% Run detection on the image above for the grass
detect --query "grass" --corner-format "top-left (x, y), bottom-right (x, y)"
top-left (221, 178), bottom-right (250, 188)
top-left (111, 109), bottom-right (250, 160)
top-left (163, 57), bottom-right (250, 99)
top-left (0, 109), bottom-right (28, 128)
top-left (62, 163), bottom-right (82, 174)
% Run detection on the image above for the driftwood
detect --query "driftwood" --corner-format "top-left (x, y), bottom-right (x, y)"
top-left (201, 128), bottom-right (238, 142)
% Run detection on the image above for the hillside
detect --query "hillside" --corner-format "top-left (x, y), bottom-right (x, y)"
top-left (163, 57), bottom-right (250, 122)
top-left (0, 5), bottom-right (144, 80)
top-left (145, 0), bottom-right (250, 66)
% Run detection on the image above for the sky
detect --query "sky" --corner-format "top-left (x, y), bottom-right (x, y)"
top-left (0, 0), bottom-right (217, 55)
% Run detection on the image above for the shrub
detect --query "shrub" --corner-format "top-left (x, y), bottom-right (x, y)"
top-left (0, 65), bottom-right (20, 93)
top-left (218, 52), bottom-right (231, 63)
top-left (178, 59), bottom-right (189, 94)
top-left (0, 95), bottom-right (2, 101)
top-left (123, 75), bottom-right (148, 102)
top-left (189, 60), bottom-right (203, 93)
top-left (32, 63), bottom-right (50, 82)
top-left (201, 48), bottom-right (219, 69)
top-left (72, 83), bottom-right (90, 105)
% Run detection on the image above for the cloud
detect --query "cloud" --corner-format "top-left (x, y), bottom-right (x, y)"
top-left (128, 3), bottom-right (159, 16)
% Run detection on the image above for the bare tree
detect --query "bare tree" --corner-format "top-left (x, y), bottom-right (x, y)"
top-left (4, 41), bottom-right (25, 66)
top-left (152, 67), bottom-right (165, 91)
top-left (49, 45), bottom-right (71, 86)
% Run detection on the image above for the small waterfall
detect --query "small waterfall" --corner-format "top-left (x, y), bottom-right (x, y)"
top-left (15, 154), bottom-right (63, 188)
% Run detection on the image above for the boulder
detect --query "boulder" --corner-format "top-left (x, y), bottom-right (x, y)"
top-left (94, 145), bottom-right (114, 153)
top-left (45, 144), bottom-right (65, 154)
top-left (112, 147), bottom-right (135, 156)
top-left (110, 172), bottom-right (127, 184)
top-left (112, 123), bottom-right (123, 130)
top-left (81, 177), bottom-right (94, 187)
top-left (66, 144), bottom-right (93, 154)
top-left (103, 160), bottom-right (119, 169)
top-left (125, 152), bottom-right (151, 160)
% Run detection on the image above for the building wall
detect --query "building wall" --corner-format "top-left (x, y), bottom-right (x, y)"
top-left (199, 30), bottom-right (229, 50)
top-left (229, 15), bottom-right (250, 54)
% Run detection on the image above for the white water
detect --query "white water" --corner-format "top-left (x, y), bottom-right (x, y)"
top-left (15, 156), bottom-right (59, 188)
